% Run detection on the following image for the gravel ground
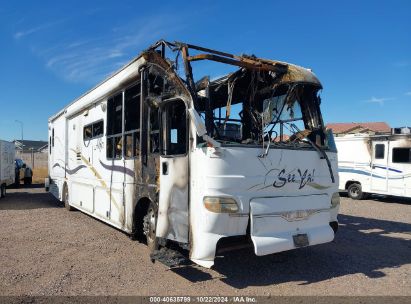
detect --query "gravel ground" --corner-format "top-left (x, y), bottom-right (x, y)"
top-left (0, 186), bottom-right (410, 296)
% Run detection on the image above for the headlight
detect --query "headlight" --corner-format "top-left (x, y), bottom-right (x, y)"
top-left (203, 196), bottom-right (239, 213)
top-left (331, 192), bottom-right (340, 208)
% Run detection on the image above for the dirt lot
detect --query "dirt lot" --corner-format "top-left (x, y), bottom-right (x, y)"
top-left (0, 186), bottom-right (410, 296)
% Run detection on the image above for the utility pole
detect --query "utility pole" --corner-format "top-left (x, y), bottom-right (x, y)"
top-left (15, 120), bottom-right (23, 142)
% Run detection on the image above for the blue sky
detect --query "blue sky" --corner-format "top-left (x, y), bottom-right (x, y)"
top-left (0, 0), bottom-right (410, 141)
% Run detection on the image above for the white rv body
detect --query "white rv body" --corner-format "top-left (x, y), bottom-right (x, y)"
top-left (48, 41), bottom-right (339, 268)
top-left (336, 133), bottom-right (411, 198)
top-left (0, 140), bottom-right (15, 198)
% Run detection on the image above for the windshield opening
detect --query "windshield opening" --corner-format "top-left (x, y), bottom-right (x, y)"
top-left (195, 69), bottom-right (325, 146)
top-left (142, 41), bottom-right (326, 148)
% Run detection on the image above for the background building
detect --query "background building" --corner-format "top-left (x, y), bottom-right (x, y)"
top-left (326, 122), bottom-right (391, 137)
top-left (13, 140), bottom-right (48, 169)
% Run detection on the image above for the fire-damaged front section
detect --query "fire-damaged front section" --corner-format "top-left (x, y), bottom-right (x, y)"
top-left (142, 41), bottom-right (339, 268)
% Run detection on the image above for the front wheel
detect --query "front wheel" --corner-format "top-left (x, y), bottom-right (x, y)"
top-left (0, 184), bottom-right (5, 198)
top-left (143, 202), bottom-right (159, 252)
top-left (347, 183), bottom-right (364, 200)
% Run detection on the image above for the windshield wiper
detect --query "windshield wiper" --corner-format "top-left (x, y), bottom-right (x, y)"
top-left (290, 124), bottom-right (335, 183)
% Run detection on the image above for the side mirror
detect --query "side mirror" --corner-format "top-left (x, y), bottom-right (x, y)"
top-left (188, 108), bottom-right (221, 148)
top-left (188, 108), bottom-right (207, 137)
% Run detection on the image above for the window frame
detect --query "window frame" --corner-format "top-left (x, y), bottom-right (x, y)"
top-left (392, 147), bottom-right (411, 164)
top-left (106, 81), bottom-right (141, 160)
top-left (83, 119), bottom-right (104, 142)
top-left (149, 106), bottom-right (160, 155)
top-left (160, 100), bottom-right (189, 158)
top-left (92, 120), bottom-right (104, 139)
top-left (124, 82), bottom-right (141, 160)
top-left (374, 143), bottom-right (385, 160)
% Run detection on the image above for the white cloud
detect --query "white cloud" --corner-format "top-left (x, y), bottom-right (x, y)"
top-left (364, 96), bottom-right (394, 106)
top-left (35, 16), bottom-right (184, 84)
top-left (14, 21), bottom-right (62, 40)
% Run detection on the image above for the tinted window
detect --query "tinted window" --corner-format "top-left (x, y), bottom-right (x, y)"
top-left (93, 121), bottom-right (103, 138)
top-left (84, 125), bottom-right (92, 140)
top-left (106, 93), bottom-right (123, 159)
top-left (375, 144), bottom-right (385, 159)
top-left (107, 93), bottom-right (123, 135)
top-left (392, 148), bottom-right (411, 163)
top-left (107, 138), bottom-right (114, 159)
top-left (125, 84), bottom-right (140, 132)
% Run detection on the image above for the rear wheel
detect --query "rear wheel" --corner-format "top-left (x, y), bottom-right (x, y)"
top-left (143, 202), bottom-right (158, 252)
top-left (347, 183), bottom-right (364, 200)
top-left (0, 184), bottom-right (5, 198)
top-left (63, 185), bottom-right (75, 211)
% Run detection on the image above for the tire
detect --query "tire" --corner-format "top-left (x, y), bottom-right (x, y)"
top-left (0, 184), bottom-right (5, 198)
top-left (143, 201), bottom-right (159, 252)
top-left (347, 183), bottom-right (364, 200)
top-left (330, 221), bottom-right (339, 234)
top-left (63, 185), bottom-right (75, 211)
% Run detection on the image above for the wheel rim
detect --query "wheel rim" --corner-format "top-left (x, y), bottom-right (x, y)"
top-left (350, 186), bottom-right (359, 197)
top-left (144, 207), bottom-right (156, 243)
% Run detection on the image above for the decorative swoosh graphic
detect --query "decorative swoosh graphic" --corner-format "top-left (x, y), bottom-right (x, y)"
top-left (68, 149), bottom-right (123, 222)
top-left (372, 165), bottom-right (403, 173)
top-left (338, 162), bottom-right (403, 173)
top-left (99, 160), bottom-right (134, 178)
top-left (338, 167), bottom-right (408, 180)
top-left (52, 163), bottom-right (87, 174)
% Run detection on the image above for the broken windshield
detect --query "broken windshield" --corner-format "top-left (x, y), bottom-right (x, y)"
top-left (195, 69), bottom-right (325, 147)
top-left (142, 41), bottom-right (326, 148)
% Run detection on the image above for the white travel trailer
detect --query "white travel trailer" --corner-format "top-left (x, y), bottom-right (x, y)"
top-left (47, 41), bottom-right (340, 268)
top-left (336, 132), bottom-right (411, 199)
top-left (0, 140), bottom-right (15, 198)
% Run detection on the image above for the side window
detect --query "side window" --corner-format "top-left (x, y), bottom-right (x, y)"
top-left (83, 125), bottom-right (92, 140)
top-left (392, 148), bottom-right (411, 163)
top-left (124, 83), bottom-right (140, 158)
top-left (49, 136), bottom-right (52, 154)
top-left (375, 144), bottom-right (385, 159)
top-left (92, 120), bottom-right (104, 138)
top-left (84, 120), bottom-right (103, 142)
top-left (162, 100), bottom-right (187, 156)
top-left (150, 106), bottom-right (160, 153)
top-left (52, 129), bottom-right (55, 147)
top-left (107, 93), bottom-right (123, 159)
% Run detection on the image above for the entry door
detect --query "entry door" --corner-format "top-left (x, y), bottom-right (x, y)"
top-left (156, 100), bottom-right (189, 243)
top-left (371, 142), bottom-right (388, 192)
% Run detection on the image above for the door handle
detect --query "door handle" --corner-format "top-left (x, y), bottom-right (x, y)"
top-left (162, 162), bottom-right (168, 175)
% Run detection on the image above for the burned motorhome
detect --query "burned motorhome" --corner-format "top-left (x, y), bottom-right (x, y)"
top-left (47, 40), bottom-right (339, 268)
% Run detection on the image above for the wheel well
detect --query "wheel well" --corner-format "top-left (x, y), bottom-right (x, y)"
top-left (132, 197), bottom-right (151, 237)
top-left (345, 180), bottom-right (360, 190)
